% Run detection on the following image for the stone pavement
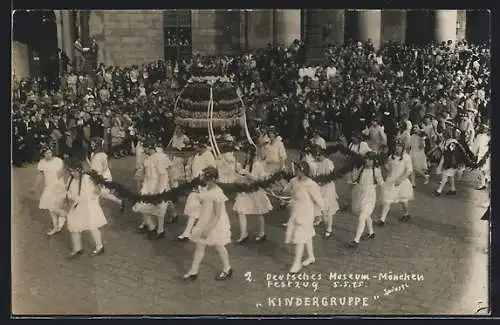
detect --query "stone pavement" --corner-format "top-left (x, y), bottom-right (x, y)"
top-left (11, 152), bottom-right (490, 316)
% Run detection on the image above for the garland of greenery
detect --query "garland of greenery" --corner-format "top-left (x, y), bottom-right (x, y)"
top-left (84, 142), bottom-right (489, 205)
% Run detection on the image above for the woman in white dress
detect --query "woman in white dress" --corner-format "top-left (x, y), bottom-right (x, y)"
top-left (409, 125), bottom-right (430, 186)
top-left (132, 138), bottom-right (173, 240)
top-left (311, 145), bottom-right (339, 239)
top-left (30, 145), bottom-right (67, 236)
top-left (65, 158), bottom-right (107, 258)
top-left (375, 140), bottom-right (414, 226)
top-left (233, 147), bottom-right (273, 243)
top-left (86, 137), bottom-right (124, 211)
top-left (183, 167), bottom-right (233, 281)
top-left (283, 161), bottom-right (325, 273)
top-left (349, 152), bottom-right (384, 248)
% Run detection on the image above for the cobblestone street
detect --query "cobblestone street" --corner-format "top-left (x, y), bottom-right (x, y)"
top-left (11, 152), bottom-right (489, 315)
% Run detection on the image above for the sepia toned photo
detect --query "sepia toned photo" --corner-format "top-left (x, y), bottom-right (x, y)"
top-left (11, 9), bottom-right (490, 316)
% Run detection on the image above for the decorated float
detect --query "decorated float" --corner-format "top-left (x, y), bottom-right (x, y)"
top-left (166, 64), bottom-right (256, 181)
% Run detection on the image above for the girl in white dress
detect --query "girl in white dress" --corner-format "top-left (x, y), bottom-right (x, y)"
top-left (134, 135), bottom-right (146, 191)
top-left (233, 147), bottom-right (273, 243)
top-left (283, 161), bottom-right (325, 273)
top-left (87, 137), bottom-right (124, 210)
top-left (65, 158), bottom-right (107, 258)
top-left (363, 119), bottom-right (387, 153)
top-left (470, 124), bottom-right (490, 190)
top-left (311, 145), bottom-right (339, 239)
top-left (216, 150), bottom-right (238, 183)
top-left (349, 152), bottom-right (384, 247)
top-left (346, 132), bottom-right (372, 184)
top-left (177, 142), bottom-right (216, 241)
top-left (409, 126), bottom-right (430, 186)
top-left (132, 139), bottom-right (173, 240)
top-left (183, 167), bottom-right (233, 281)
top-left (375, 140), bottom-right (414, 226)
top-left (31, 146), bottom-right (66, 236)
top-left (264, 130), bottom-right (287, 175)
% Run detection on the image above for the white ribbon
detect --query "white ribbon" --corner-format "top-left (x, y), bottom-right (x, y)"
top-left (237, 87), bottom-right (256, 148)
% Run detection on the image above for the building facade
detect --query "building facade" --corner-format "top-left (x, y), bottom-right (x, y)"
top-left (53, 9), bottom-right (490, 67)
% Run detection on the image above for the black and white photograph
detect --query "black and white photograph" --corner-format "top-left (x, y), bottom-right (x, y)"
top-left (11, 8), bottom-right (491, 315)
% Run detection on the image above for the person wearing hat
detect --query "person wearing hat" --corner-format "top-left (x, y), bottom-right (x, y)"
top-left (310, 145), bottom-right (339, 239)
top-left (349, 151), bottom-right (384, 248)
top-left (65, 157), bottom-right (108, 258)
top-left (177, 140), bottom-right (217, 241)
top-left (284, 160), bottom-right (325, 273)
top-left (30, 144), bottom-right (67, 236)
top-left (375, 139), bottom-right (414, 227)
top-left (132, 136), bottom-right (172, 240)
top-left (86, 137), bottom-right (125, 211)
top-left (183, 166), bottom-right (233, 281)
top-left (470, 123), bottom-right (490, 190)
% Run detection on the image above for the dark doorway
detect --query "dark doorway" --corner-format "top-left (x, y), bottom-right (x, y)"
top-left (12, 10), bottom-right (58, 88)
top-left (405, 10), bottom-right (433, 45)
top-left (466, 10), bottom-right (491, 44)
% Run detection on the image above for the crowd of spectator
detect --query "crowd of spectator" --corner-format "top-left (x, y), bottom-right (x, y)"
top-left (12, 38), bottom-right (490, 168)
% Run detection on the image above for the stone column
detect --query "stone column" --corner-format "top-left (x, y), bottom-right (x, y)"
top-left (456, 10), bottom-right (467, 41)
top-left (381, 10), bottom-right (406, 44)
top-left (54, 10), bottom-right (63, 52)
top-left (61, 10), bottom-right (74, 61)
top-left (433, 10), bottom-right (458, 43)
top-left (304, 9), bottom-right (344, 63)
top-left (355, 10), bottom-right (382, 49)
top-left (246, 9), bottom-right (274, 49)
top-left (274, 9), bottom-right (301, 46)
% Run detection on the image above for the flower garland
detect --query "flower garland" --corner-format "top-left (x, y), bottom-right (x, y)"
top-left (84, 142), bottom-right (489, 206)
top-left (175, 117), bottom-right (243, 129)
top-left (181, 82), bottom-right (239, 102)
top-left (177, 98), bottom-right (241, 112)
top-left (176, 107), bottom-right (242, 119)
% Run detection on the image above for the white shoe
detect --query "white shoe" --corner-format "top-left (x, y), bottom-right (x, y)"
top-left (57, 217), bottom-right (66, 231)
top-left (302, 257), bottom-right (316, 267)
top-left (46, 228), bottom-right (59, 236)
top-left (424, 175), bottom-right (430, 184)
top-left (289, 264), bottom-right (302, 273)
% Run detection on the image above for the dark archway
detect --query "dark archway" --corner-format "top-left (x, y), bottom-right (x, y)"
top-left (12, 10), bottom-right (58, 86)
